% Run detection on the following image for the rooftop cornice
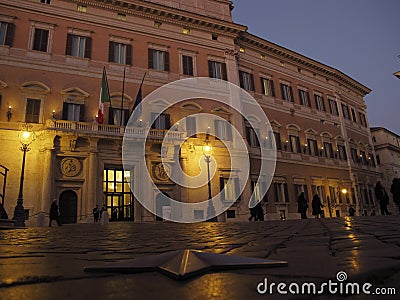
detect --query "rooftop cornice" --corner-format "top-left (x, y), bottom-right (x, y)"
top-left (74, 0), bottom-right (246, 36)
top-left (236, 32), bottom-right (371, 96)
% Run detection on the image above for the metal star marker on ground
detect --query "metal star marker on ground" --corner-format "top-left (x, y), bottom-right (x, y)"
top-left (84, 249), bottom-right (288, 280)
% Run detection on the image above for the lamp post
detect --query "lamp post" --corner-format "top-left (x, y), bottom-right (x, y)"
top-left (13, 124), bottom-right (35, 227)
top-left (327, 188), bottom-right (347, 218)
top-left (203, 136), bottom-right (218, 222)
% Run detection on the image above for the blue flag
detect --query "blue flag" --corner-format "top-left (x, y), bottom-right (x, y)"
top-left (131, 73), bottom-right (145, 124)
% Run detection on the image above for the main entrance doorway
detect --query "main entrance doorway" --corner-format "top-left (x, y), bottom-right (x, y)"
top-left (59, 190), bottom-right (78, 224)
top-left (103, 167), bottom-right (134, 221)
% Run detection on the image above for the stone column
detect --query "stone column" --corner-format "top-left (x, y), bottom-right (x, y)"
top-left (40, 138), bottom-right (55, 214)
top-left (86, 138), bottom-right (99, 222)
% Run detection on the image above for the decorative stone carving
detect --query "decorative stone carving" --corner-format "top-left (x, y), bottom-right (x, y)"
top-left (60, 157), bottom-right (81, 177)
top-left (153, 162), bottom-right (171, 181)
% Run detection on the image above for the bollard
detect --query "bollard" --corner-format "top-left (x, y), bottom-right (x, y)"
top-left (37, 212), bottom-right (46, 227)
top-left (100, 211), bottom-right (109, 225)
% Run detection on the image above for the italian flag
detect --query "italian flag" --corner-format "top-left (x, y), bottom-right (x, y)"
top-left (98, 67), bottom-right (110, 124)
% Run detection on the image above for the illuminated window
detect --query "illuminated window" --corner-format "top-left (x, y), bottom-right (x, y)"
top-left (117, 13), bottom-right (126, 20)
top-left (183, 28), bottom-right (190, 34)
top-left (154, 21), bottom-right (162, 28)
top-left (239, 47), bottom-right (245, 53)
top-left (220, 177), bottom-right (240, 203)
top-left (77, 5), bottom-right (87, 12)
top-left (261, 78), bottom-right (275, 97)
top-left (41, 0), bottom-right (51, 4)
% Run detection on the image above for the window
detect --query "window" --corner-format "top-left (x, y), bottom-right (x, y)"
top-left (0, 22), bottom-right (14, 46)
top-left (307, 139), bottom-right (318, 156)
top-left (298, 89), bottom-right (311, 107)
top-left (32, 28), bottom-right (49, 52)
top-left (117, 13), bottom-right (126, 21)
top-left (220, 177), bottom-right (240, 203)
top-left (77, 5), bottom-right (87, 12)
top-left (251, 180), bottom-right (268, 203)
top-left (41, 0), bottom-right (51, 4)
top-left (226, 210), bottom-right (236, 218)
top-left (323, 142), bottom-right (334, 158)
top-left (350, 147), bottom-right (358, 163)
top-left (280, 83), bottom-right (294, 102)
top-left (186, 116), bottom-right (196, 137)
top-left (264, 131), bottom-right (274, 149)
top-left (312, 185), bottom-right (325, 203)
top-left (148, 49), bottom-right (169, 71)
top-left (328, 99), bottom-right (339, 115)
top-left (214, 119), bottom-right (232, 141)
top-left (341, 104), bottom-right (350, 120)
top-left (182, 28), bottom-right (190, 35)
top-left (273, 182), bottom-right (289, 203)
top-left (369, 154), bottom-right (376, 167)
top-left (62, 102), bottom-right (85, 122)
top-left (208, 60), bottom-right (227, 80)
top-left (239, 71), bottom-right (255, 91)
top-left (109, 42), bottom-right (132, 65)
top-left (376, 155), bottom-right (380, 165)
top-left (245, 126), bottom-right (260, 148)
top-left (274, 131), bottom-right (282, 150)
top-left (360, 151), bottom-right (367, 165)
top-left (151, 113), bottom-right (171, 130)
top-left (25, 98), bottom-right (41, 123)
top-left (329, 186), bottom-right (338, 204)
top-left (182, 55), bottom-right (194, 76)
top-left (359, 112), bottom-right (367, 127)
top-left (314, 94), bottom-right (326, 112)
top-left (289, 135), bottom-right (301, 153)
top-left (351, 108), bottom-right (357, 123)
top-left (65, 34), bottom-right (91, 58)
top-left (103, 167), bottom-right (133, 221)
top-left (337, 144), bottom-right (347, 160)
top-left (295, 184), bottom-right (308, 199)
top-left (109, 108), bottom-right (129, 126)
top-left (260, 78), bottom-right (275, 97)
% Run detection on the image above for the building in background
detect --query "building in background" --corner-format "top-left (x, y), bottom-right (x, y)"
top-left (0, 0), bottom-right (381, 224)
top-left (371, 127), bottom-right (400, 210)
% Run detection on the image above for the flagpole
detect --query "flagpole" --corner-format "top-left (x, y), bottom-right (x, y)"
top-left (120, 66), bottom-right (126, 126)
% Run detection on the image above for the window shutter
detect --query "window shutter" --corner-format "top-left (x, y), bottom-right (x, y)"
top-left (126, 44), bottom-right (132, 65)
top-left (188, 56), bottom-right (193, 75)
top-left (165, 114), bottom-right (171, 129)
top-left (234, 178), bottom-right (241, 201)
top-left (40, 30), bottom-right (49, 52)
top-left (322, 97), bottom-right (326, 111)
top-left (289, 86), bottom-right (294, 102)
top-left (283, 183), bottom-right (289, 203)
top-left (33, 29), bottom-right (41, 50)
top-left (123, 109), bottom-right (129, 125)
top-left (298, 90), bottom-right (303, 105)
top-left (164, 51), bottom-right (170, 72)
top-left (108, 107), bottom-right (114, 125)
top-left (221, 63), bottom-right (227, 81)
top-left (62, 102), bottom-right (68, 120)
top-left (148, 49), bottom-right (153, 69)
top-left (79, 104), bottom-right (85, 122)
top-left (65, 34), bottom-right (73, 56)
top-left (108, 41), bottom-right (114, 62)
top-left (260, 78), bottom-right (266, 95)
top-left (273, 183), bottom-right (279, 202)
top-left (296, 137), bottom-right (301, 153)
top-left (84, 37), bottom-right (92, 59)
top-left (208, 61), bottom-right (213, 78)
top-left (280, 84), bottom-right (285, 100)
top-left (250, 73), bottom-right (255, 91)
top-left (5, 23), bottom-right (15, 47)
top-left (239, 71), bottom-right (244, 88)
top-left (219, 177), bottom-right (225, 201)
top-left (306, 92), bottom-right (311, 107)
top-left (270, 80), bottom-right (275, 97)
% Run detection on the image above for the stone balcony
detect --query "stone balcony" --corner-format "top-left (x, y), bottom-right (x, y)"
top-left (45, 119), bottom-right (186, 141)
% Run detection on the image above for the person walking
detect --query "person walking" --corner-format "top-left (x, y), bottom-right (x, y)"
top-left (390, 178), bottom-right (400, 214)
top-left (311, 194), bottom-right (323, 219)
top-left (348, 206), bottom-right (356, 216)
top-left (297, 192), bottom-right (308, 219)
top-left (375, 181), bottom-right (390, 215)
top-left (93, 205), bottom-right (100, 222)
top-left (49, 200), bottom-right (62, 227)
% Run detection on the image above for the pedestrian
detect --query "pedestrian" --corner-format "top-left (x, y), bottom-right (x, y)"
top-left (348, 206), bottom-right (356, 216)
top-left (375, 181), bottom-right (390, 215)
top-left (311, 194), bottom-right (323, 218)
top-left (255, 202), bottom-right (264, 221)
top-left (93, 205), bottom-right (100, 222)
top-left (297, 192), bottom-right (308, 219)
top-left (248, 205), bottom-right (257, 221)
top-left (390, 178), bottom-right (400, 214)
top-left (49, 200), bottom-right (62, 227)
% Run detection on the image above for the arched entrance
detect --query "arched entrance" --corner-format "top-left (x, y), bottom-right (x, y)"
top-left (156, 192), bottom-right (171, 221)
top-left (59, 190), bottom-right (78, 224)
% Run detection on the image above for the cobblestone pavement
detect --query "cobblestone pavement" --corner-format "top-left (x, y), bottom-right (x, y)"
top-left (0, 216), bottom-right (399, 300)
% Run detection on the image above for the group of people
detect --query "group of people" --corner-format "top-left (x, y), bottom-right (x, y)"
top-left (375, 178), bottom-right (400, 215)
top-left (92, 205), bottom-right (107, 222)
top-left (297, 192), bottom-right (324, 219)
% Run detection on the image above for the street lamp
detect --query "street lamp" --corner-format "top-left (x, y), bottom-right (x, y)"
top-left (13, 124), bottom-right (35, 227)
top-left (203, 135), bottom-right (218, 222)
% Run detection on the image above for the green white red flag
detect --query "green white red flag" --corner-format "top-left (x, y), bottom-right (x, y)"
top-left (98, 67), bottom-right (110, 124)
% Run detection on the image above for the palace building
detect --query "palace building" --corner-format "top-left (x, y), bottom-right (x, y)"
top-left (0, 0), bottom-right (381, 224)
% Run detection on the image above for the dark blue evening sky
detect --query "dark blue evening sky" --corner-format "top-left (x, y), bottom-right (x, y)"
top-left (232, 0), bottom-right (400, 134)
